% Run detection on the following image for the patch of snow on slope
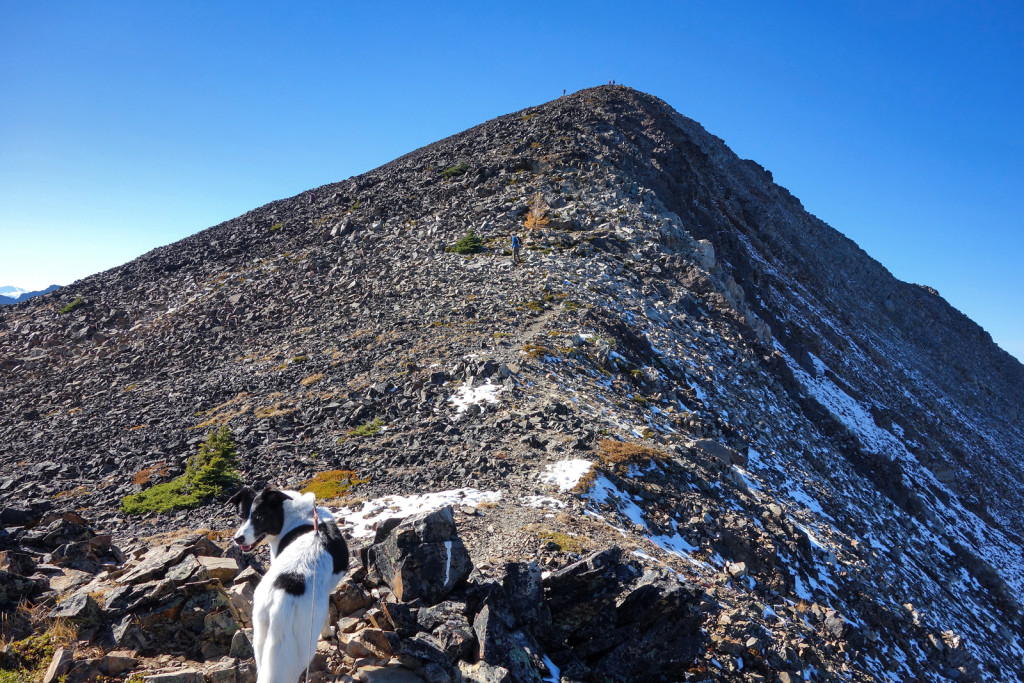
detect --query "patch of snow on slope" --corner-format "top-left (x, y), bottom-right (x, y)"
top-left (335, 488), bottom-right (501, 538)
top-left (521, 495), bottom-right (567, 509)
top-left (776, 342), bottom-right (898, 455)
top-left (448, 380), bottom-right (503, 415)
top-left (776, 338), bottom-right (1024, 596)
top-left (540, 459), bottom-right (593, 492)
top-left (585, 473), bottom-right (710, 569)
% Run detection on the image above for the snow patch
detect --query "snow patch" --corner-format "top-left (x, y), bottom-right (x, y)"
top-left (541, 459), bottom-right (593, 492)
top-left (585, 473), bottom-right (708, 569)
top-left (521, 495), bottom-right (567, 509)
top-left (444, 540), bottom-right (453, 585)
top-left (335, 488), bottom-right (501, 538)
top-left (448, 380), bottom-right (502, 416)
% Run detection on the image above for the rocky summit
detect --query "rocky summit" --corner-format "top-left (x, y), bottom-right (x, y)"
top-left (2, 85), bottom-right (1023, 682)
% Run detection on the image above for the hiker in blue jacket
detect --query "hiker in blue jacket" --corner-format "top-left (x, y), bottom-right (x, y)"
top-left (511, 233), bottom-right (522, 264)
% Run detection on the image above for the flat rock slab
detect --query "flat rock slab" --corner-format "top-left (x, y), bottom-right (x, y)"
top-left (47, 591), bottom-right (102, 625)
top-left (48, 567), bottom-right (96, 593)
top-left (197, 555), bottom-right (239, 583)
top-left (99, 651), bottom-right (139, 676)
top-left (458, 661), bottom-right (511, 683)
top-left (143, 670), bottom-right (205, 683)
top-left (355, 666), bottom-right (426, 683)
top-left (119, 545), bottom-right (190, 584)
top-left (42, 647), bottom-right (74, 683)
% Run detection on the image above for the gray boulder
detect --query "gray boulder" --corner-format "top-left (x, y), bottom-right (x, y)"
top-left (367, 506), bottom-right (473, 604)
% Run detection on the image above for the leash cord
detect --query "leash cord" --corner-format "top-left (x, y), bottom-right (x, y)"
top-left (304, 505), bottom-right (320, 683)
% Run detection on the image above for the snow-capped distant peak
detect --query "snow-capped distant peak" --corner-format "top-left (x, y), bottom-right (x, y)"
top-left (0, 284), bottom-right (61, 305)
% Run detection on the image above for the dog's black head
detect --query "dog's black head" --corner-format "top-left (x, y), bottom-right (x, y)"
top-left (233, 486), bottom-right (290, 552)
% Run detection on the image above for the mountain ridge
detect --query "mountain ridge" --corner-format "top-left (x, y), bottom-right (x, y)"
top-left (2, 85), bottom-right (1023, 681)
top-left (0, 284), bottom-right (61, 305)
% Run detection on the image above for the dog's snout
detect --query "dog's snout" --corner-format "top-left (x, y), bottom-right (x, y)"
top-left (234, 535), bottom-right (246, 546)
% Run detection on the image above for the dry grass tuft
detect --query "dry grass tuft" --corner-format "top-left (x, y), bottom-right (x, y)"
top-left (300, 373), bottom-right (325, 387)
top-left (195, 392), bottom-right (251, 428)
top-left (254, 402), bottom-right (295, 419)
top-left (536, 529), bottom-right (589, 555)
top-left (522, 343), bottom-right (551, 360)
top-left (132, 463), bottom-right (169, 486)
top-left (572, 438), bottom-right (669, 494)
top-left (595, 438), bottom-right (668, 473)
top-left (52, 485), bottom-right (90, 500)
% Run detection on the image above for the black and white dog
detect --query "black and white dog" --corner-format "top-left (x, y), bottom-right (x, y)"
top-left (230, 486), bottom-right (349, 683)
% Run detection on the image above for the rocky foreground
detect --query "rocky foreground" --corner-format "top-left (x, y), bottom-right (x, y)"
top-left (3, 499), bottom-right (895, 683)
top-left (3, 86), bottom-right (1023, 680)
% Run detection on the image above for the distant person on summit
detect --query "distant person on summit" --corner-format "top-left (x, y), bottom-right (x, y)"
top-left (511, 233), bottom-right (522, 264)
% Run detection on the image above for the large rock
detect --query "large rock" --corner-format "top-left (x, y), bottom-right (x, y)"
top-left (0, 568), bottom-right (40, 607)
top-left (367, 506), bottom-right (473, 604)
top-left (692, 438), bottom-right (745, 468)
top-left (119, 545), bottom-right (191, 584)
top-left (355, 666), bottom-right (426, 683)
top-left (398, 632), bottom-right (450, 667)
top-left (0, 506), bottom-right (35, 527)
top-left (500, 562), bottom-right (548, 628)
top-left (99, 651), bottom-right (139, 676)
top-left (695, 239), bottom-right (715, 270)
top-left (43, 647), bottom-right (74, 683)
top-left (344, 627), bottom-right (395, 659)
top-left (226, 580), bottom-right (256, 625)
top-left (47, 591), bottom-right (103, 626)
top-left (196, 555), bottom-right (239, 583)
top-left (539, 547), bottom-right (634, 644)
top-left (229, 628), bottom-right (254, 659)
top-left (473, 605), bottom-right (541, 683)
top-left (539, 547), bottom-right (704, 682)
top-left (0, 550), bottom-right (37, 575)
top-left (458, 661), bottom-right (511, 683)
top-left (119, 535), bottom-right (222, 585)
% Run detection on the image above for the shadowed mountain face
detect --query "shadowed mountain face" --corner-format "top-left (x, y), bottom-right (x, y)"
top-left (2, 86), bottom-right (1022, 681)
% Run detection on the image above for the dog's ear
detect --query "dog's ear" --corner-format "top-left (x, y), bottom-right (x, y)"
top-left (227, 486), bottom-right (256, 518)
top-left (260, 488), bottom-right (291, 505)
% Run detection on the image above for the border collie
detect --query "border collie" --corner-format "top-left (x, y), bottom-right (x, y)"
top-left (230, 486), bottom-right (349, 683)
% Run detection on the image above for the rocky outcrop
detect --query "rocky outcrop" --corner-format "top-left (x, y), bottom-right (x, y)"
top-left (2, 504), bottom-right (912, 683)
top-left (0, 514), bottom-right (254, 682)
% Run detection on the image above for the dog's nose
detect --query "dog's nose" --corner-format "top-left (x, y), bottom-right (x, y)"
top-left (234, 535), bottom-right (245, 545)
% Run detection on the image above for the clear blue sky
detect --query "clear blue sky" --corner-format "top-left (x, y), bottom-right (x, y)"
top-left (2, 2), bottom-right (1022, 361)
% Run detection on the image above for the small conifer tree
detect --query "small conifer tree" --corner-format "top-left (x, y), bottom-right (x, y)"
top-left (451, 227), bottom-right (484, 254)
top-left (121, 426), bottom-right (242, 514)
top-left (524, 192), bottom-right (550, 231)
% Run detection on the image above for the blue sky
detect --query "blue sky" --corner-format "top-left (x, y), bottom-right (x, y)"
top-left (1, 1), bottom-right (1022, 361)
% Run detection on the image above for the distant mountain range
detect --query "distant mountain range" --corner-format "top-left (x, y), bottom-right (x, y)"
top-left (0, 284), bottom-right (60, 305)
